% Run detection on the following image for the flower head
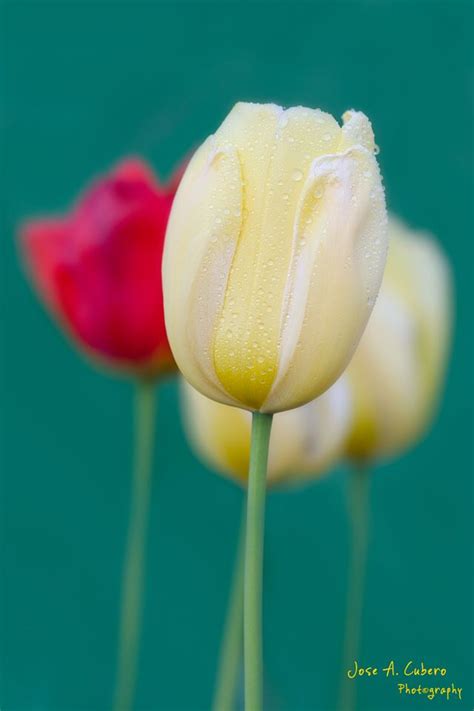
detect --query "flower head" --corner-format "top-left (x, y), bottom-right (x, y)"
top-left (182, 377), bottom-right (352, 487)
top-left (21, 158), bottom-right (183, 376)
top-left (163, 102), bottom-right (387, 412)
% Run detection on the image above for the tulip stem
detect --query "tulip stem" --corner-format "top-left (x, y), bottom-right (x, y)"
top-left (212, 507), bottom-right (246, 711)
top-left (114, 379), bottom-right (156, 711)
top-left (338, 465), bottom-right (371, 711)
top-left (244, 411), bottom-right (273, 711)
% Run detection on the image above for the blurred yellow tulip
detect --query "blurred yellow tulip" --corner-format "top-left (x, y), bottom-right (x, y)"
top-left (181, 377), bottom-right (352, 487)
top-left (163, 102), bottom-right (388, 413)
top-left (345, 217), bottom-right (453, 461)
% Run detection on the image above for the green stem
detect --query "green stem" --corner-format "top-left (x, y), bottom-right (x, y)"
top-left (212, 508), bottom-right (246, 711)
top-left (338, 465), bottom-right (371, 711)
top-left (244, 411), bottom-right (273, 711)
top-left (113, 380), bottom-right (156, 711)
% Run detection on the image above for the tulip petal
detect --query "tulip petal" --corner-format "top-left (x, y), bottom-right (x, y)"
top-left (273, 375), bottom-right (352, 485)
top-left (346, 289), bottom-right (421, 457)
top-left (163, 137), bottom-right (244, 406)
top-left (21, 219), bottom-right (69, 315)
top-left (383, 223), bottom-right (453, 428)
top-left (339, 110), bottom-right (376, 152)
top-left (264, 144), bottom-right (387, 412)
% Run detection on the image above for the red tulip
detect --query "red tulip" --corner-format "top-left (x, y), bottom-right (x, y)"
top-left (20, 157), bottom-right (183, 377)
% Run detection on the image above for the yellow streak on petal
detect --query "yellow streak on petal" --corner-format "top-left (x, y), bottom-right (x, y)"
top-left (212, 103), bottom-right (340, 409)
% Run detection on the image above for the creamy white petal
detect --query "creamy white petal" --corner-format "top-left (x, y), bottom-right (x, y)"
top-left (263, 145), bottom-right (387, 412)
top-left (163, 138), bottom-right (244, 406)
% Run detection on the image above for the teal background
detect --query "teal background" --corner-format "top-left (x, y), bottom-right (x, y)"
top-left (1, 1), bottom-right (472, 709)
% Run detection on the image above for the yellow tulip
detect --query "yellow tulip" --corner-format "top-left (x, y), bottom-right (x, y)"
top-left (163, 102), bottom-right (388, 413)
top-left (345, 217), bottom-right (453, 461)
top-left (181, 376), bottom-right (352, 487)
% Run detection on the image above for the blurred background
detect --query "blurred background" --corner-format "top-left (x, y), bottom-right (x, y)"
top-left (1, 1), bottom-right (472, 709)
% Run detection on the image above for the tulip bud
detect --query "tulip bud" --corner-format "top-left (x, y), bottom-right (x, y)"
top-left (181, 377), bottom-right (352, 487)
top-left (20, 158), bottom-right (184, 377)
top-left (163, 102), bottom-right (387, 413)
top-left (345, 217), bottom-right (453, 461)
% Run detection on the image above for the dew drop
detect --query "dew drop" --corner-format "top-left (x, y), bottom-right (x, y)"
top-left (292, 170), bottom-right (303, 182)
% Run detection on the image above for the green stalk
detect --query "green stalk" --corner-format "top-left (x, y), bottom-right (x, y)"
top-left (338, 466), bottom-right (370, 711)
top-left (244, 412), bottom-right (273, 711)
top-left (212, 509), bottom-right (246, 711)
top-left (113, 380), bottom-right (156, 711)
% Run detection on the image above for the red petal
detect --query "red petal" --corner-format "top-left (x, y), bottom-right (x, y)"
top-left (20, 219), bottom-right (69, 315)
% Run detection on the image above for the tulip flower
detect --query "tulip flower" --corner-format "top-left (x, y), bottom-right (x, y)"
top-left (19, 157), bottom-right (184, 711)
top-left (21, 158), bottom-right (179, 376)
top-left (182, 378), bottom-right (352, 711)
top-left (163, 102), bottom-right (387, 414)
top-left (163, 101), bottom-right (387, 711)
top-left (338, 217), bottom-right (452, 711)
top-left (182, 376), bottom-right (352, 488)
